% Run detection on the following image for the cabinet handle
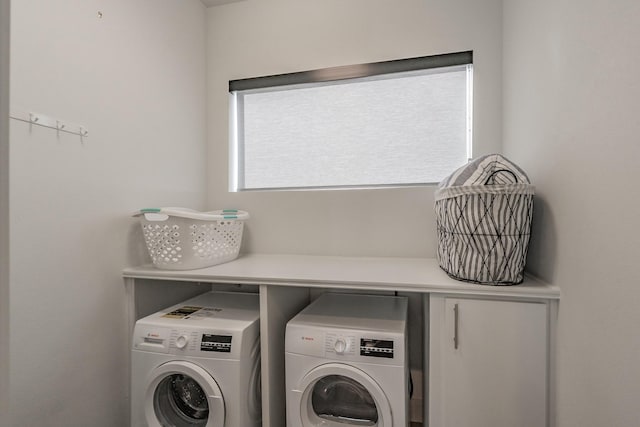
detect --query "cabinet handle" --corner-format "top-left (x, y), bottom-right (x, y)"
top-left (453, 303), bottom-right (459, 349)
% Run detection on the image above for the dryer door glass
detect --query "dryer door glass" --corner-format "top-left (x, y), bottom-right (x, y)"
top-left (154, 374), bottom-right (209, 427)
top-left (311, 375), bottom-right (378, 425)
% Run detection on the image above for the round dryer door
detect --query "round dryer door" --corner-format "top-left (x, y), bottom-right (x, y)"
top-left (292, 363), bottom-right (392, 427)
top-left (144, 361), bottom-right (225, 427)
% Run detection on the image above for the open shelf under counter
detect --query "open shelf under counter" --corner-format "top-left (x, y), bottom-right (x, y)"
top-left (123, 253), bottom-right (560, 299)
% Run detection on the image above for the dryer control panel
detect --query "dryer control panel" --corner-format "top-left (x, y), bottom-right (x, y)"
top-left (286, 324), bottom-right (405, 366)
top-left (325, 335), bottom-right (394, 358)
top-left (323, 332), bottom-right (396, 361)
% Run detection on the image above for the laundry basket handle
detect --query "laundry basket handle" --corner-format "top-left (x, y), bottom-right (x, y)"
top-left (133, 208), bottom-right (249, 221)
top-left (484, 169), bottom-right (518, 185)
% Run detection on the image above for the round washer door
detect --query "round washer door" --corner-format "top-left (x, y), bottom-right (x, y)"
top-left (144, 361), bottom-right (225, 427)
top-left (292, 363), bottom-right (392, 427)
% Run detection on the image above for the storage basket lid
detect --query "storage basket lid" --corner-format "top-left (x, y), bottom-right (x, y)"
top-left (435, 154), bottom-right (535, 201)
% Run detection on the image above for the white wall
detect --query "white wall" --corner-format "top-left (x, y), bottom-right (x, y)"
top-left (9, 1), bottom-right (206, 425)
top-left (10, 1), bottom-right (638, 426)
top-left (503, 1), bottom-right (640, 426)
top-left (206, 0), bottom-right (503, 257)
top-left (0, 0), bottom-right (10, 423)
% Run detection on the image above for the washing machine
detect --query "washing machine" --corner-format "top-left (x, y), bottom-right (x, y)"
top-left (285, 293), bottom-right (409, 427)
top-left (131, 291), bottom-right (261, 427)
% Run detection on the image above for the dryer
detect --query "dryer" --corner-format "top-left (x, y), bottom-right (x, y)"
top-left (131, 291), bottom-right (261, 427)
top-left (285, 293), bottom-right (409, 427)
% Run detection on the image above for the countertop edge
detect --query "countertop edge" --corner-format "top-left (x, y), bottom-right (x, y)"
top-left (123, 254), bottom-right (561, 300)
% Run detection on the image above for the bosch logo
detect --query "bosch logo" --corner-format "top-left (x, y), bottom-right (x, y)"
top-left (301, 336), bottom-right (314, 341)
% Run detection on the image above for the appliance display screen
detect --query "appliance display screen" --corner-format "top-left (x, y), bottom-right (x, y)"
top-left (360, 339), bottom-right (394, 358)
top-left (200, 334), bottom-right (232, 352)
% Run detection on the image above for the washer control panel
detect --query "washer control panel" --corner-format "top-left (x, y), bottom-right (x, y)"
top-left (168, 331), bottom-right (233, 353)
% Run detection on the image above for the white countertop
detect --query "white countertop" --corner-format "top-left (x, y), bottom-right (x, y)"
top-left (123, 253), bottom-right (560, 299)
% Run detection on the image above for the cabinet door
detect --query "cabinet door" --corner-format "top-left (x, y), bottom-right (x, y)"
top-left (429, 296), bottom-right (548, 427)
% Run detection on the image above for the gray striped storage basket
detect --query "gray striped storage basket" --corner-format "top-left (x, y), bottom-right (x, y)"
top-left (435, 154), bottom-right (535, 285)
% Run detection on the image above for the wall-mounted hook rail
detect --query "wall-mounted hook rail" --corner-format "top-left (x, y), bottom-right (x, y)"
top-left (9, 108), bottom-right (89, 139)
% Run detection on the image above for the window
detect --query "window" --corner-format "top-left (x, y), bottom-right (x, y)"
top-left (229, 51), bottom-right (473, 191)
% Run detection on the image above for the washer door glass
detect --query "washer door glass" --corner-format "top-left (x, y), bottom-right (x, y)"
top-left (154, 373), bottom-right (210, 426)
top-left (145, 361), bottom-right (225, 427)
top-left (311, 375), bottom-right (378, 426)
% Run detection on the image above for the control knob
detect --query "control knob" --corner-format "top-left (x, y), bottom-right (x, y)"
top-left (334, 337), bottom-right (348, 355)
top-left (175, 334), bottom-right (189, 349)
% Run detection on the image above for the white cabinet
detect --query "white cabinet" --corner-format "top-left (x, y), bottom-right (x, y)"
top-left (428, 295), bottom-right (551, 427)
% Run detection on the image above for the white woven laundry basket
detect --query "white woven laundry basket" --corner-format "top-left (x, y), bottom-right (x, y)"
top-left (134, 208), bottom-right (249, 270)
top-left (435, 155), bottom-right (535, 285)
